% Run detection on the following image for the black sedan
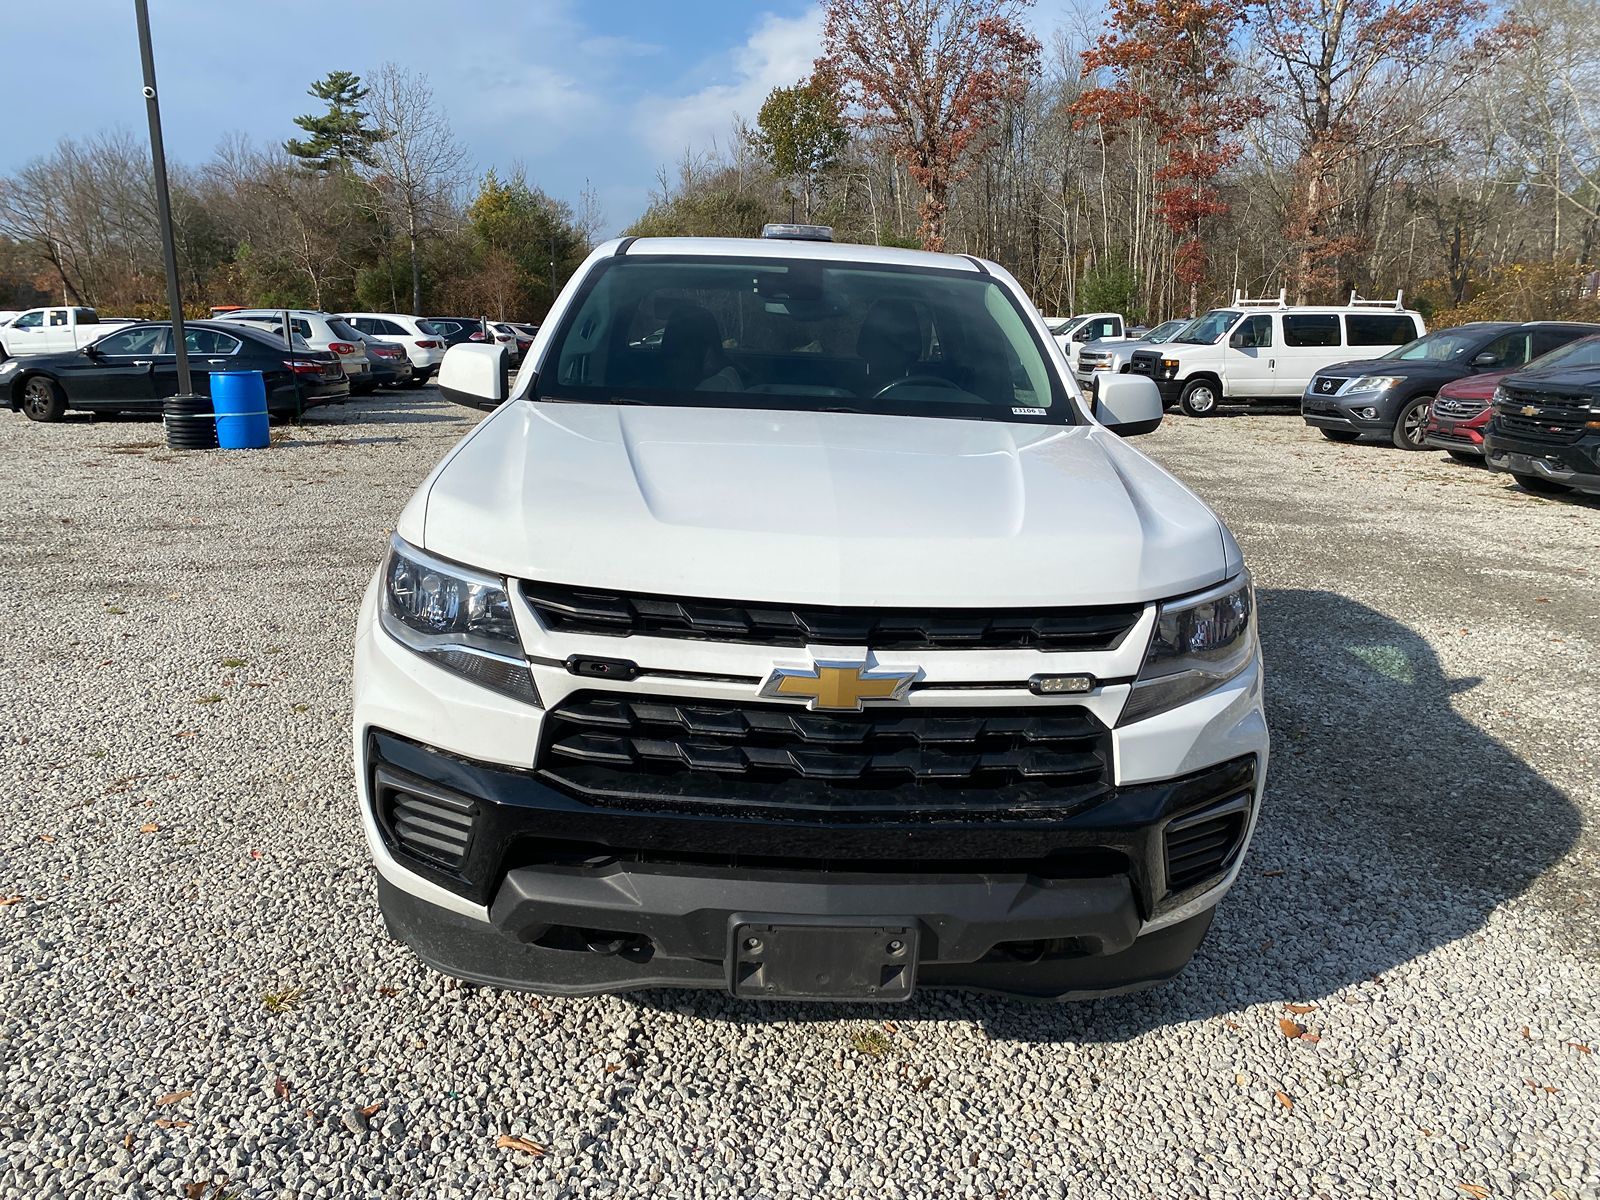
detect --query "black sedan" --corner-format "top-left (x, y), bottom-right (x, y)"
top-left (1, 320), bottom-right (350, 422)
top-left (1302, 320), bottom-right (1600, 450)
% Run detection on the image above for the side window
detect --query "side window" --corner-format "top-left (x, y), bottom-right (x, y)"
top-left (1345, 313), bottom-right (1417, 346)
top-left (1531, 328), bottom-right (1581, 358)
top-left (378, 319), bottom-right (405, 335)
top-left (185, 328), bottom-right (242, 355)
top-left (1234, 314), bottom-right (1273, 348)
top-left (1092, 318), bottom-right (1119, 340)
top-left (1282, 314), bottom-right (1340, 347)
top-left (291, 319), bottom-right (312, 339)
top-left (96, 327), bottom-right (166, 356)
top-left (12, 311), bottom-right (42, 330)
top-left (1476, 331), bottom-right (1531, 369)
top-left (48, 310), bottom-right (69, 327)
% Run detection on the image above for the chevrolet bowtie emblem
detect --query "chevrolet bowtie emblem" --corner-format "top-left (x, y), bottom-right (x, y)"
top-left (760, 661), bottom-right (917, 711)
top-left (1521, 405), bottom-right (1539, 416)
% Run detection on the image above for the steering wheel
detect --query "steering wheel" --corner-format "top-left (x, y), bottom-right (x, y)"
top-left (872, 373), bottom-right (962, 400)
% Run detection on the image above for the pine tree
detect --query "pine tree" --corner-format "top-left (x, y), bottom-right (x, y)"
top-left (285, 71), bottom-right (388, 173)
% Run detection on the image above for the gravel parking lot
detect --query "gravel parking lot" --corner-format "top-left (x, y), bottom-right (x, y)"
top-left (2, 392), bottom-right (1596, 1200)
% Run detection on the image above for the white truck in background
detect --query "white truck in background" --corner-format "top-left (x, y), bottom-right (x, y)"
top-left (0, 307), bottom-right (132, 360)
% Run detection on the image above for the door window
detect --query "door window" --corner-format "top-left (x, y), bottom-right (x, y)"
top-left (1234, 315), bottom-right (1273, 348)
top-left (11, 311), bottom-right (42, 330)
top-left (48, 310), bottom-right (69, 327)
top-left (1531, 327), bottom-right (1587, 358)
top-left (1474, 331), bottom-right (1532, 369)
top-left (95, 327), bottom-right (167, 355)
top-left (184, 328), bottom-right (242, 355)
top-left (1282, 314), bottom-right (1340, 347)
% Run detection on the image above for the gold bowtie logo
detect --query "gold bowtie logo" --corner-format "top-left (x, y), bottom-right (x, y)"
top-left (761, 662), bottom-right (917, 711)
top-left (1520, 405), bottom-right (1539, 416)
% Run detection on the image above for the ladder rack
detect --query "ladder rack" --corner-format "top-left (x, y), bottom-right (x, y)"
top-left (1347, 290), bottom-right (1406, 310)
top-left (1232, 288), bottom-right (1288, 308)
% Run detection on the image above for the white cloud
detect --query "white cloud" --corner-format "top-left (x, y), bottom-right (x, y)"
top-left (638, 8), bottom-right (824, 161)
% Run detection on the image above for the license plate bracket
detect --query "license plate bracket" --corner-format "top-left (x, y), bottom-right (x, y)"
top-left (728, 918), bottom-right (918, 1001)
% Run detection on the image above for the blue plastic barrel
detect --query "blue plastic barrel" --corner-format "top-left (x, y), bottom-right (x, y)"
top-left (209, 371), bottom-right (270, 450)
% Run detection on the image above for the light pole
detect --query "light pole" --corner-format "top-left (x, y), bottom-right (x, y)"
top-left (133, 0), bottom-right (192, 400)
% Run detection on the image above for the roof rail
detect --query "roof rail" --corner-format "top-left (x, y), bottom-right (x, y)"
top-left (1232, 288), bottom-right (1288, 308)
top-left (1347, 289), bottom-right (1406, 310)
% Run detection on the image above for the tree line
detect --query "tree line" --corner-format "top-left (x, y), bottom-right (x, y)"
top-left (3, 0), bottom-right (1598, 327)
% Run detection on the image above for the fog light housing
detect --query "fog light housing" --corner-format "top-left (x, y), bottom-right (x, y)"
top-left (1030, 673), bottom-right (1094, 696)
top-left (1353, 406), bottom-right (1378, 420)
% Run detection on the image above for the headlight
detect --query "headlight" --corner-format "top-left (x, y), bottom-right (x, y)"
top-left (0, 360), bottom-right (18, 376)
top-left (379, 535), bottom-right (539, 705)
top-left (1491, 386), bottom-right (1509, 404)
top-left (1159, 358), bottom-right (1180, 380)
top-left (1120, 572), bottom-right (1256, 725)
top-left (1348, 375), bottom-right (1403, 392)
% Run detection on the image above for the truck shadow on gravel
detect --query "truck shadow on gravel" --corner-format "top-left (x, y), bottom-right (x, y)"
top-left (634, 588), bottom-right (1581, 1042)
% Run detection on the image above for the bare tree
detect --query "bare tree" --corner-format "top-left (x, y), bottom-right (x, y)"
top-left (367, 63), bottom-right (469, 313)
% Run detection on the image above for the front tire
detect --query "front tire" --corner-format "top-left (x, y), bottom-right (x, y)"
top-left (1178, 379), bottom-right (1220, 417)
top-left (1320, 429), bottom-right (1359, 443)
top-left (1513, 472), bottom-right (1571, 495)
top-left (1392, 395), bottom-right (1434, 450)
top-left (21, 375), bottom-right (66, 422)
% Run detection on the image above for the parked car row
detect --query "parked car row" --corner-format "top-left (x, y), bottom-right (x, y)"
top-left (1, 304), bottom-right (536, 423)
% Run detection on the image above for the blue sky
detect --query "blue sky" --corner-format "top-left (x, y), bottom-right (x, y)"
top-left (6, 0), bottom-right (830, 235)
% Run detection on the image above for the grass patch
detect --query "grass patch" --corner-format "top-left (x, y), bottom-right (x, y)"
top-left (849, 1027), bottom-right (894, 1058)
top-left (196, 694), bottom-right (223, 705)
top-left (106, 605), bottom-right (126, 616)
top-left (220, 658), bottom-right (248, 669)
top-left (262, 986), bottom-right (308, 1015)
top-left (290, 703), bottom-right (310, 713)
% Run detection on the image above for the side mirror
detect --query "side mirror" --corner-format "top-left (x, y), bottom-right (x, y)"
top-left (1096, 374), bottom-right (1162, 436)
top-left (80, 345), bottom-right (101, 358)
top-left (1471, 352), bottom-right (1498, 369)
top-left (1228, 332), bottom-right (1248, 349)
top-left (437, 343), bottom-right (507, 411)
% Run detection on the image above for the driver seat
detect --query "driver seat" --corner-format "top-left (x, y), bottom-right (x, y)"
top-left (857, 299), bottom-right (922, 389)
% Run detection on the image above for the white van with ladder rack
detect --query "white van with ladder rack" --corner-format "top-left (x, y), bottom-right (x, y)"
top-left (1127, 290), bottom-right (1425, 417)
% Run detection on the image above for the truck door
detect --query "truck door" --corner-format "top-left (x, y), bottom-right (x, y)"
top-left (3, 309), bottom-right (45, 355)
top-left (44, 308), bottom-right (74, 354)
top-left (1223, 314), bottom-right (1275, 398)
top-left (58, 325), bottom-right (163, 407)
top-left (1276, 314), bottom-right (1344, 396)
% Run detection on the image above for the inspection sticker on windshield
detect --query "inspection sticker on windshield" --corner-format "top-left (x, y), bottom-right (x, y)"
top-left (1011, 407), bottom-right (1047, 416)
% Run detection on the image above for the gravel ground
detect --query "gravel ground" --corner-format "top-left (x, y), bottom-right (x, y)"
top-left (0, 393), bottom-right (1595, 1200)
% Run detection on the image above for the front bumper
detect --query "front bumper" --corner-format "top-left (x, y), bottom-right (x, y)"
top-left (353, 573), bottom-right (1269, 1000)
top-left (1484, 431), bottom-right (1600, 493)
top-left (1301, 388), bottom-right (1400, 432)
top-left (1423, 412), bottom-right (1488, 454)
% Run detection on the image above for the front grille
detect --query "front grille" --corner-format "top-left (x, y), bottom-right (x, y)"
top-left (1433, 396), bottom-right (1486, 419)
top-left (1493, 389), bottom-right (1595, 443)
top-left (1129, 353), bottom-right (1157, 377)
top-left (521, 581), bottom-right (1142, 652)
top-left (1312, 376), bottom-right (1342, 395)
top-left (536, 692), bottom-right (1113, 816)
top-left (379, 776), bottom-right (477, 869)
top-left (1163, 796), bottom-right (1249, 892)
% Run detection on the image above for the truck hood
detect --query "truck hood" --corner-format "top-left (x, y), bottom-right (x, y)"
top-left (416, 403), bottom-right (1230, 608)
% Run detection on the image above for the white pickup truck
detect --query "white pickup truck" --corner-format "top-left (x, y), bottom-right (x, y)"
top-left (0, 307), bottom-right (131, 360)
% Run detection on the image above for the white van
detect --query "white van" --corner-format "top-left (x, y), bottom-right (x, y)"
top-left (1128, 292), bottom-right (1424, 417)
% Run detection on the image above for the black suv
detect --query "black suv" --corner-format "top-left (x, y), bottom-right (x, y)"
top-left (1483, 335), bottom-right (1600, 497)
top-left (1303, 321), bottom-right (1600, 449)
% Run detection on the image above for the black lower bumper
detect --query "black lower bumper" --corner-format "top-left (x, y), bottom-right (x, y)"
top-left (1483, 433), bottom-right (1600, 493)
top-left (365, 731), bottom-right (1254, 1000)
top-left (378, 874), bottom-right (1217, 1001)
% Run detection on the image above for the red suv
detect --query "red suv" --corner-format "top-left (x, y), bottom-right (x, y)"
top-left (1425, 322), bottom-right (1600, 458)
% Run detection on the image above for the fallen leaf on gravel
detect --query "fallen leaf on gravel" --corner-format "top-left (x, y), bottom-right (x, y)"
top-left (1568, 1042), bottom-right (1591, 1054)
top-left (914, 1076), bottom-right (933, 1092)
top-left (38, 834), bottom-right (57, 844)
top-left (273, 1076), bottom-right (290, 1100)
top-left (1457, 1185), bottom-right (1490, 1199)
top-left (1284, 1003), bottom-right (1317, 1015)
top-left (139, 823), bottom-right (160, 834)
top-left (359, 1102), bottom-right (384, 1119)
top-left (184, 1183), bottom-right (207, 1199)
top-left (249, 849), bottom-right (263, 860)
top-left (604, 1063), bottom-right (621, 1073)
top-left (1278, 1018), bottom-right (1306, 1039)
top-left (1523, 1079), bottom-right (1558, 1094)
top-left (1273, 1091), bottom-right (1293, 1109)
top-left (1521, 1026), bottom-right (1532, 1040)
top-left (1533, 597), bottom-right (1550, 603)
top-left (156, 1091), bottom-right (193, 1106)
top-left (122, 1133), bottom-right (133, 1150)
top-left (1261, 869), bottom-right (1285, 877)
top-left (0, 896), bottom-right (23, 906)
top-left (1299, 1032), bottom-right (1321, 1044)
top-left (172, 731), bottom-right (196, 739)
top-left (152, 1118), bottom-right (191, 1129)
top-left (496, 1134), bottom-right (546, 1157)
top-left (377, 985), bottom-right (398, 998)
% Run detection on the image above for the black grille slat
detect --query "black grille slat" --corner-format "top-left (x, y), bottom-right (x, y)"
top-left (522, 581), bottom-right (1140, 652)
top-left (386, 789), bottom-right (476, 869)
top-left (537, 692), bottom-right (1113, 815)
top-left (1493, 388), bottom-right (1595, 442)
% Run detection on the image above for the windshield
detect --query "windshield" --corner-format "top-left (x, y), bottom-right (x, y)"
top-left (1523, 333), bottom-right (1600, 372)
top-left (542, 255), bottom-right (1070, 424)
top-left (1175, 310), bottom-right (1241, 344)
top-left (1382, 329), bottom-right (1491, 362)
top-left (1141, 319), bottom-right (1190, 343)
